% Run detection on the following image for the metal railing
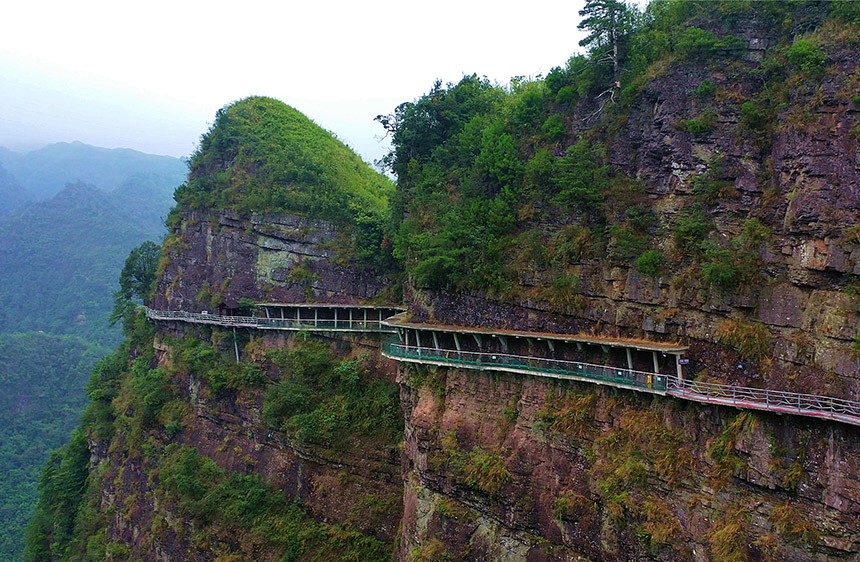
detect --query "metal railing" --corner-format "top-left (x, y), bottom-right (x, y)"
top-left (382, 338), bottom-right (669, 393)
top-left (667, 377), bottom-right (860, 420)
top-left (144, 307), bottom-right (397, 332)
top-left (382, 338), bottom-right (860, 426)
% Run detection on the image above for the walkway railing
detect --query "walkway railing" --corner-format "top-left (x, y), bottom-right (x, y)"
top-left (382, 339), bottom-right (669, 394)
top-left (382, 338), bottom-right (860, 427)
top-left (144, 307), bottom-right (397, 333)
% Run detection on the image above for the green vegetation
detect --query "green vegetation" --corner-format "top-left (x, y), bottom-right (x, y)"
top-left (0, 177), bottom-right (177, 347)
top-left (708, 503), bottom-right (751, 562)
top-left (0, 333), bottom-right (105, 560)
top-left (635, 250), bottom-right (666, 276)
top-left (769, 502), bottom-right (819, 545)
top-left (110, 240), bottom-right (161, 333)
top-left (262, 337), bottom-right (401, 447)
top-left (591, 408), bottom-right (692, 551)
top-left (26, 312), bottom-right (400, 560)
top-left (156, 445), bottom-right (391, 561)
top-left (708, 413), bottom-right (751, 483)
top-left (786, 38), bottom-right (826, 77)
top-left (174, 96), bottom-right (392, 225)
top-left (462, 447), bottom-right (512, 496)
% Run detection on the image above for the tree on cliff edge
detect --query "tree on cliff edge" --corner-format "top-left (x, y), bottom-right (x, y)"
top-left (110, 240), bottom-right (160, 333)
top-left (578, 0), bottom-right (635, 98)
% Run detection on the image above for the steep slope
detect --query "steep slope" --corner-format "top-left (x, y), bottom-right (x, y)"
top-left (385, 2), bottom-right (860, 560)
top-left (25, 5), bottom-right (860, 562)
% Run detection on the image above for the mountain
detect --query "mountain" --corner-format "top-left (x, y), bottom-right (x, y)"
top-left (0, 174), bottom-right (176, 347)
top-left (0, 141), bottom-right (186, 201)
top-left (0, 162), bottom-right (29, 218)
top-left (0, 146), bottom-right (183, 559)
top-left (0, 333), bottom-right (105, 561)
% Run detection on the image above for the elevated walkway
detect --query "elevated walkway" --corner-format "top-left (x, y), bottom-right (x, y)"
top-left (144, 304), bottom-right (403, 333)
top-left (145, 306), bottom-right (860, 427)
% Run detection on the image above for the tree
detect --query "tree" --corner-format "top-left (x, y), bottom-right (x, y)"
top-left (577, 0), bottom-right (634, 92)
top-left (110, 241), bottom-right (161, 332)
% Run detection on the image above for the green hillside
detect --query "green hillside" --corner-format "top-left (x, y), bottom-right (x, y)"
top-left (0, 333), bottom-right (106, 560)
top-left (0, 175), bottom-right (177, 347)
top-left (174, 96), bottom-right (393, 223)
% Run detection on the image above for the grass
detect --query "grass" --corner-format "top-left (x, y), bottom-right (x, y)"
top-left (176, 96), bottom-right (392, 224)
top-left (716, 318), bottom-right (771, 361)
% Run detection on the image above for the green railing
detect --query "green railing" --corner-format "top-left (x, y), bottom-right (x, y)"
top-left (382, 338), bottom-right (860, 426)
top-left (382, 337), bottom-right (668, 392)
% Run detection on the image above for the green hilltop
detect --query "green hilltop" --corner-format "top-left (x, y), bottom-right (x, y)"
top-left (174, 96), bottom-right (393, 223)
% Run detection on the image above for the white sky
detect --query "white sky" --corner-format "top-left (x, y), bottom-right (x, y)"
top-left (0, 0), bottom-right (591, 166)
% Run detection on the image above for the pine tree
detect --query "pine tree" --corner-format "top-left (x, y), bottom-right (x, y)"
top-left (577, 0), bottom-right (634, 89)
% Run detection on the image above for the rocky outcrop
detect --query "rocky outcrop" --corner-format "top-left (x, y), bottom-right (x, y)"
top-left (152, 209), bottom-right (395, 312)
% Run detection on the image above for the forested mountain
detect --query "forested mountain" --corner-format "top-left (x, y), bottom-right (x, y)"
top-left (0, 333), bottom-right (105, 560)
top-left (0, 147), bottom-right (184, 559)
top-left (0, 162), bottom-right (29, 218)
top-left (0, 141), bottom-right (186, 200)
top-left (0, 176), bottom-right (176, 346)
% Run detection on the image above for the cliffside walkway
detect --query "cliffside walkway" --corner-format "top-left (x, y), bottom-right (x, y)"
top-left (144, 305), bottom-right (402, 333)
top-left (145, 306), bottom-right (860, 427)
top-left (382, 340), bottom-right (860, 426)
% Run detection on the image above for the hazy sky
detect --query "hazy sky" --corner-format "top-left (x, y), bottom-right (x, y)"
top-left (1, 0), bottom-right (592, 166)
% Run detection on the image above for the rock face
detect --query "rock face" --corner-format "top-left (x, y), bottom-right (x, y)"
top-left (398, 364), bottom-right (860, 561)
top-left (403, 40), bottom-right (860, 400)
top-left (152, 208), bottom-right (394, 312)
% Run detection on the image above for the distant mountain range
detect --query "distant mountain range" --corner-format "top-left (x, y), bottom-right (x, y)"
top-left (0, 143), bottom-right (186, 345)
top-left (0, 141), bottom-right (187, 201)
top-left (0, 141), bottom-right (186, 557)
top-left (0, 163), bottom-right (30, 218)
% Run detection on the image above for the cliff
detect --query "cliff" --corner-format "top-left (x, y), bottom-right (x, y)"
top-left (25, 4), bottom-right (860, 562)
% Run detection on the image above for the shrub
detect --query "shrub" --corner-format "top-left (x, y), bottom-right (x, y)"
top-left (693, 79), bottom-right (717, 98)
top-left (545, 66), bottom-right (569, 95)
top-left (462, 447), bottom-right (511, 496)
top-left (412, 255), bottom-right (460, 289)
top-left (552, 491), bottom-right (593, 520)
top-left (786, 38), bottom-right (826, 76)
top-left (708, 504), bottom-right (750, 562)
top-left (739, 101), bottom-right (770, 137)
top-left (555, 85), bottom-right (577, 104)
top-left (608, 224), bottom-right (647, 260)
top-left (636, 250), bottom-right (666, 276)
top-left (681, 108), bottom-right (719, 137)
top-left (700, 242), bottom-right (738, 291)
top-left (676, 27), bottom-right (720, 59)
top-left (693, 155), bottom-right (735, 204)
top-left (770, 503), bottom-right (819, 545)
top-left (673, 206), bottom-right (712, 256)
top-left (541, 114), bottom-right (567, 142)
